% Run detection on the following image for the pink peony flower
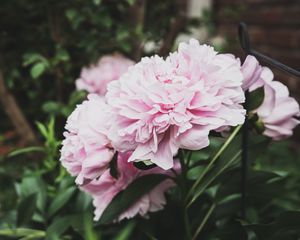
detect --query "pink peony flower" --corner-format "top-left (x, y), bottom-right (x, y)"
top-left (106, 39), bottom-right (245, 170)
top-left (76, 54), bottom-right (134, 95)
top-left (60, 94), bottom-right (114, 184)
top-left (81, 152), bottom-right (178, 222)
top-left (242, 56), bottom-right (300, 140)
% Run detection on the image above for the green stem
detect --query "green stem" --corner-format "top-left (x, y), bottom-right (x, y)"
top-left (186, 125), bottom-right (242, 202)
top-left (192, 204), bottom-right (216, 240)
top-left (178, 149), bottom-right (192, 239)
top-left (184, 207), bottom-right (192, 240)
top-left (186, 150), bottom-right (193, 168)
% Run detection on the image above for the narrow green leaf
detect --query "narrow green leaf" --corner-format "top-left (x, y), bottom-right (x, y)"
top-left (188, 151), bottom-right (241, 207)
top-left (115, 221), bottom-right (136, 240)
top-left (0, 228), bottom-right (45, 238)
top-left (8, 146), bottom-right (45, 157)
top-left (42, 101), bottom-right (63, 114)
top-left (188, 132), bottom-right (270, 207)
top-left (36, 121), bottom-right (48, 139)
top-left (192, 204), bottom-right (216, 240)
top-left (83, 213), bottom-right (99, 240)
top-left (48, 187), bottom-right (76, 217)
top-left (100, 174), bottom-right (169, 224)
top-left (187, 126), bottom-right (242, 202)
top-left (248, 87), bottom-right (264, 111)
top-left (17, 193), bottom-right (38, 226)
top-left (46, 216), bottom-right (73, 240)
top-left (75, 192), bottom-right (92, 212)
top-left (47, 116), bottom-right (55, 142)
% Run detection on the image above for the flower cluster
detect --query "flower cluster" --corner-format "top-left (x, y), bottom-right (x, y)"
top-left (61, 39), bottom-right (299, 222)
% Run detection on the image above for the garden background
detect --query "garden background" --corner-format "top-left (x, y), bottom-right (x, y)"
top-left (1, 0), bottom-right (300, 239)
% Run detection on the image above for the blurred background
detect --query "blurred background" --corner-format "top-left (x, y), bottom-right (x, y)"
top-left (0, 0), bottom-right (299, 239)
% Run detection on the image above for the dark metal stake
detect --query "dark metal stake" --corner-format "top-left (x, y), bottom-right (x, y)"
top-left (238, 22), bottom-right (300, 78)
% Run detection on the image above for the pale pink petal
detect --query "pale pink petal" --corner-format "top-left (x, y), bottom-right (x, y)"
top-left (242, 56), bottom-right (299, 140)
top-left (76, 54), bottom-right (134, 95)
top-left (60, 96), bottom-right (114, 185)
top-left (81, 153), bottom-right (179, 222)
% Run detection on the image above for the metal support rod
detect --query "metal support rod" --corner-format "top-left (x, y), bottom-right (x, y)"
top-left (238, 22), bottom-right (251, 220)
top-left (238, 22), bottom-right (300, 78)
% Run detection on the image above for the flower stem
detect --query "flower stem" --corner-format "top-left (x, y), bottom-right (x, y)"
top-left (178, 149), bottom-right (192, 239)
top-left (184, 206), bottom-right (192, 240)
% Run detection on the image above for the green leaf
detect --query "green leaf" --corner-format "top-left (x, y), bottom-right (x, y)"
top-left (93, 0), bottom-right (102, 5)
top-left (188, 150), bottom-right (241, 207)
top-left (65, 9), bottom-right (77, 21)
top-left (192, 204), bottom-right (216, 239)
top-left (0, 228), bottom-right (45, 238)
top-left (17, 193), bottom-right (38, 226)
top-left (36, 121), bottom-right (48, 139)
top-left (23, 53), bottom-right (46, 67)
top-left (187, 126), bottom-right (242, 206)
top-left (83, 213), bottom-right (99, 240)
top-left (248, 87), bottom-right (264, 111)
top-left (48, 187), bottom-right (76, 217)
top-left (244, 211), bottom-right (300, 239)
top-left (15, 176), bottom-right (47, 213)
top-left (100, 174), bottom-right (169, 223)
top-left (30, 62), bottom-right (46, 79)
top-left (46, 216), bottom-right (73, 240)
top-left (56, 49), bottom-right (69, 62)
top-left (42, 101), bottom-right (64, 114)
top-left (187, 128), bottom-right (269, 207)
top-left (68, 90), bottom-right (87, 106)
top-left (75, 192), bottom-right (92, 212)
top-left (214, 196), bottom-right (241, 220)
top-left (115, 221), bottom-right (136, 240)
top-left (216, 170), bottom-right (280, 201)
top-left (127, 0), bottom-right (135, 5)
top-left (8, 146), bottom-right (45, 157)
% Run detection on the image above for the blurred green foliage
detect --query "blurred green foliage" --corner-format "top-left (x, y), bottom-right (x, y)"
top-left (0, 0), bottom-right (180, 128)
